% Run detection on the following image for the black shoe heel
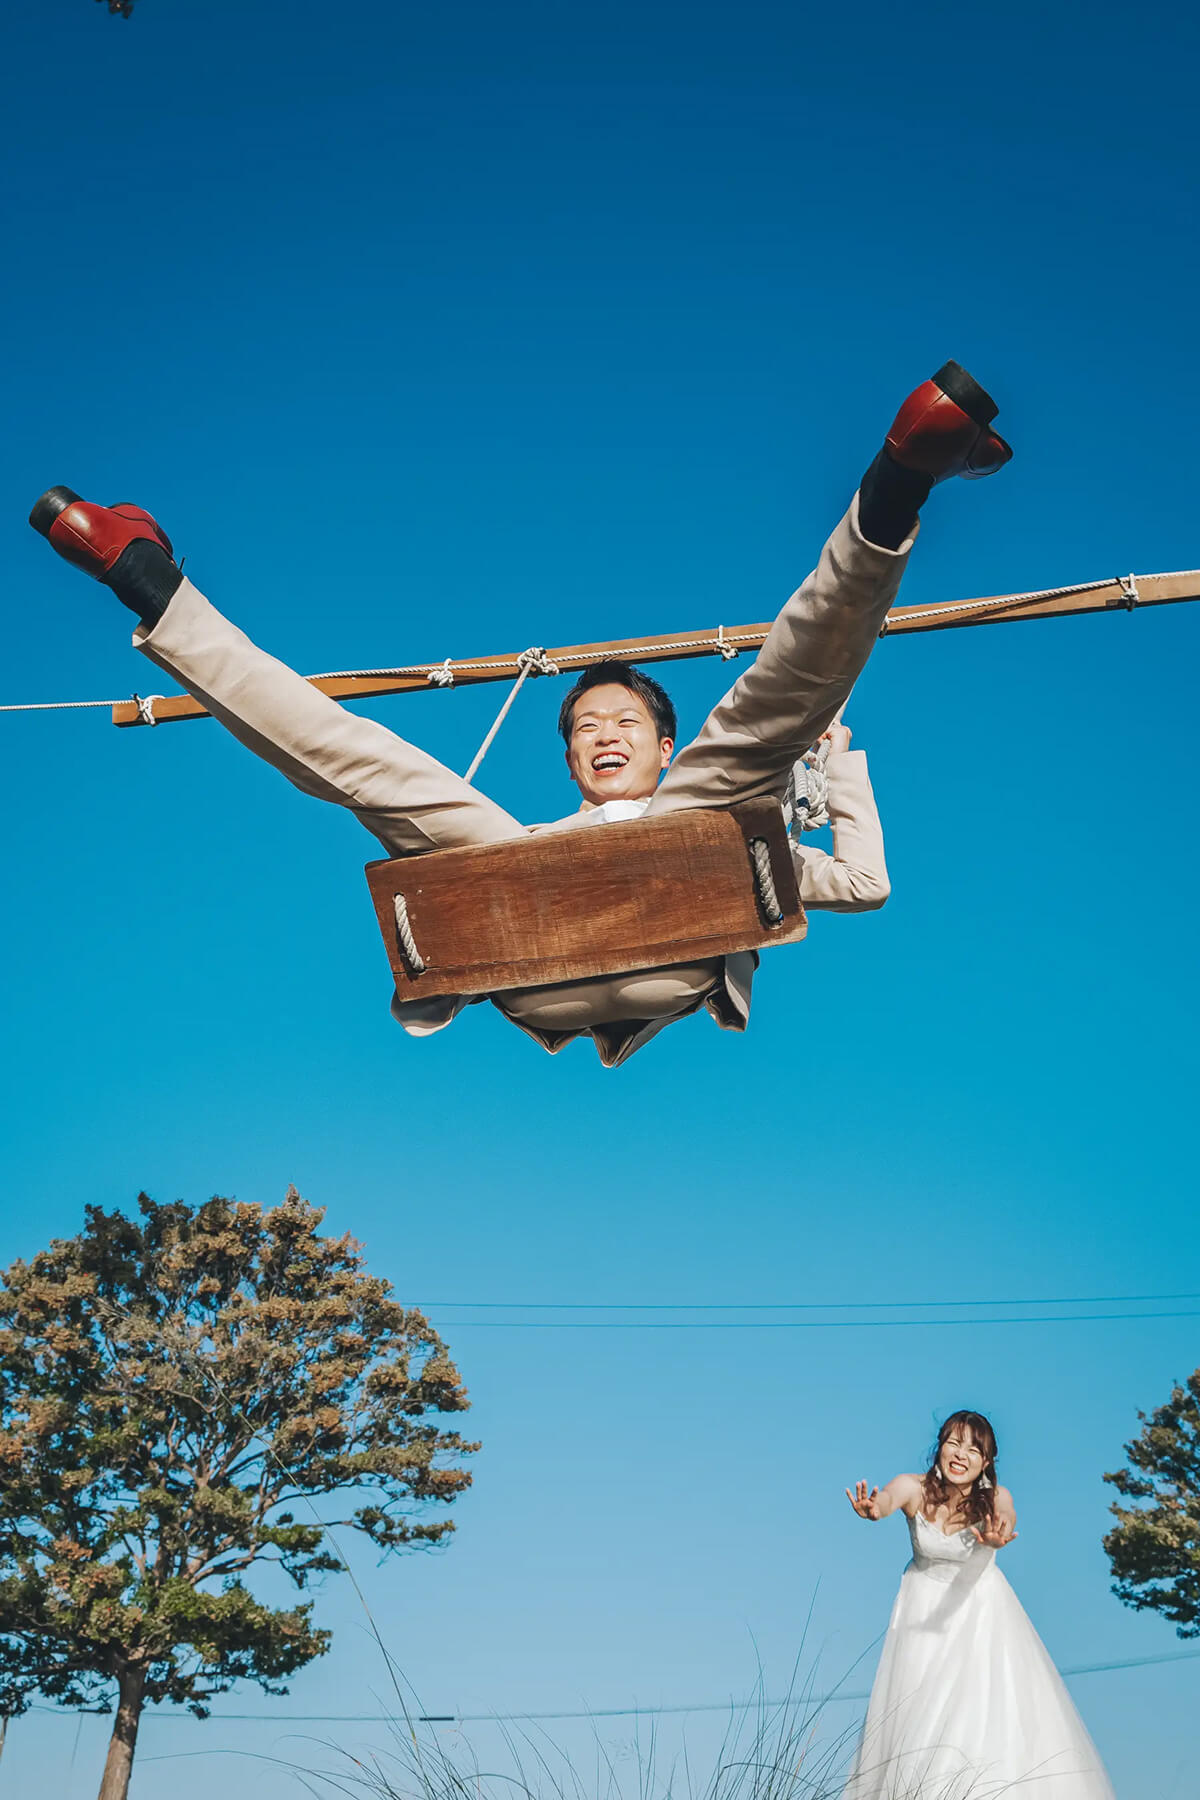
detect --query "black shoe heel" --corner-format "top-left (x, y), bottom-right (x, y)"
top-left (29, 486), bottom-right (82, 538)
top-left (930, 361), bottom-right (999, 427)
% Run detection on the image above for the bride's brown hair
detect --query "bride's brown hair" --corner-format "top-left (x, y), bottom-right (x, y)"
top-left (922, 1410), bottom-right (998, 1529)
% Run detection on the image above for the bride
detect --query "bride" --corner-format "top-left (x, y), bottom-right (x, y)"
top-left (842, 1410), bottom-right (1115, 1798)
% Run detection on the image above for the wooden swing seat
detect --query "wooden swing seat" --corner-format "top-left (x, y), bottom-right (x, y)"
top-left (365, 797), bottom-right (807, 999)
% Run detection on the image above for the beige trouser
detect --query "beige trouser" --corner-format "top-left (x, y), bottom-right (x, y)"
top-left (134, 494), bottom-right (913, 1047)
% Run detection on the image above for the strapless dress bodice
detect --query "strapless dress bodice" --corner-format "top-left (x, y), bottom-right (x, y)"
top-left (906, 1509), bottom-right (994, 1581)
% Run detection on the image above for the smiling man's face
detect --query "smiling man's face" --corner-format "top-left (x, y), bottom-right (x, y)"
top-left (564, 682), bottom-right (674, 806)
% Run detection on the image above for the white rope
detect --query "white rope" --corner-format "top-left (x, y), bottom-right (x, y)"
top-left (749, 837), bottom-right (783, 925)
top-left (309, 627), bottom-right (766, 685)
top-left (784, 692), bottom-right (849, 837)
top-left (392, 893), bottom-right (426, 975)
top-left (2, 573), bottom-right (1185, 719)
top-left (326, 582), bottom-right (1151, 682)
top-left (133, 692), bottom-right (163, 727)
top-left (0, 697), bottom-right (122, 713)
top-left (879, 575), bottom-right (1123, 634)
top-left (463, 646), bottom-right (560, 784)
top-left (208, 576), bottom-right (1166, 686)
top-left (786, 739), bottom-right (832, 834)
top-left (0, 628), bottom-right (777, 721)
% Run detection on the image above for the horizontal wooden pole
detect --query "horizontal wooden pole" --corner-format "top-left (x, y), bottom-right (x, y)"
top-left (111, 569), bottom-right (1200, 727)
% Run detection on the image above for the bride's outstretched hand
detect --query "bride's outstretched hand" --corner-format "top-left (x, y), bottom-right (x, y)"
top-left (972, 1518), bottom-right (1018, 1549)
top-left (846, 1480), bottom-right (884, 1520)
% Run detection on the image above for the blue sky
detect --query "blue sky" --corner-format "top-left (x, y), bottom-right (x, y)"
top-left (2, 0), bottom-right (1200, 1795)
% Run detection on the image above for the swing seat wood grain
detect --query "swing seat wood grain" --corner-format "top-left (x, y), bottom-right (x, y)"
top-left (365, 798), bottom-right (807, 998)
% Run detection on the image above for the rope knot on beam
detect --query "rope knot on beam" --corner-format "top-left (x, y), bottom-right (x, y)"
top-left (516, 647), bottom-right (561, 678)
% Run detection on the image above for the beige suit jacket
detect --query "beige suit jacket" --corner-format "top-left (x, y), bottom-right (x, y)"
top-left (135, 495), bottom-right (908, 1067)
top-left (392, 747), bottom-right (889, 1059)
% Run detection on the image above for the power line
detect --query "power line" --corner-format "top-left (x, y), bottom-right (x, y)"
top-left (414, 1291), bottom-right (1200, 1312)
top-left (41, 1646), bottom-right (1200, 1728)
top-left (423, 1309), bottom-right (1200, 1331)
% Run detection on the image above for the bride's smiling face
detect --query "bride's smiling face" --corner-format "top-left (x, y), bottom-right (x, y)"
top-left (938, 1427), bottom-right (986, 1489)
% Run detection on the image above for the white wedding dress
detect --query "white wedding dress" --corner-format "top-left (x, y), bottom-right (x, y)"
top-left (843, 1511), bottom-right (1116, 1798)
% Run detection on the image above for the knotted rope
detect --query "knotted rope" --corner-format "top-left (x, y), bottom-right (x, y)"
top-left (1, 574), bottom-right (1176, 721)
top-left (463, 646), bottom-right (560, 783)
top-left (392, 892), bottom-right (426, 975)
top-left (785, 739), bottom-right (832, 835)
top-left (450, 628), bottom-right (744, 783)
top-left (749, 837), bottom-right (784, 925)
top-left (133, 692), bottom-right (163, 728)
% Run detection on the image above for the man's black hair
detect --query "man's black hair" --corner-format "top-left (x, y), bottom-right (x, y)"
top-left (557, 659), bottom-right (678, 746)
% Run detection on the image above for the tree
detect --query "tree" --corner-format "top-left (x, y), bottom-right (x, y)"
top-left (0, 1191), bottom-right (476, 1800)
top-left (1103, 1367), bottom-right (1200, 1637)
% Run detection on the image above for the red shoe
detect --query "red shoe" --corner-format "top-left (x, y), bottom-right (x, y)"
top-left (29, 486), bottom-right (174, 579)
top-left (886, 361), bottom-right (1012, 482)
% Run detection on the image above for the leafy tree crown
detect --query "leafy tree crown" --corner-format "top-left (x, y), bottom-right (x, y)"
top-left (1103, 1368), bottom-right (1200, 1639)
top-left (0, 1190), bottom-right (476, 1715)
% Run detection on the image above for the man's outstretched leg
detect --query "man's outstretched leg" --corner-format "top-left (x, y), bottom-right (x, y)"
top-left (29, 488), bottom-right (524, 858)
top-left (649, 361), bottom-right (1010, 815)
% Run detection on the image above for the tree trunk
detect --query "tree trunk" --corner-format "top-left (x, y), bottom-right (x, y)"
top-left (97, 1665), bottom-right (146, 1800)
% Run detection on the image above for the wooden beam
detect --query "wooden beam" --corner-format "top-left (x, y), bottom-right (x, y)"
top-left (111, 569), bottom-right (1200, 727)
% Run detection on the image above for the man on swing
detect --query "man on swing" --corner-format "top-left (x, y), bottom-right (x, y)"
top-left (30, 360), bottom-right (1010, 1065)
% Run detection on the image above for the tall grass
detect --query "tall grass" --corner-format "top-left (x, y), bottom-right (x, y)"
top-left (281, 1675), bottom-right (863, 1800)
top-left (269, 1673), bottom-right (1024, 1800)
